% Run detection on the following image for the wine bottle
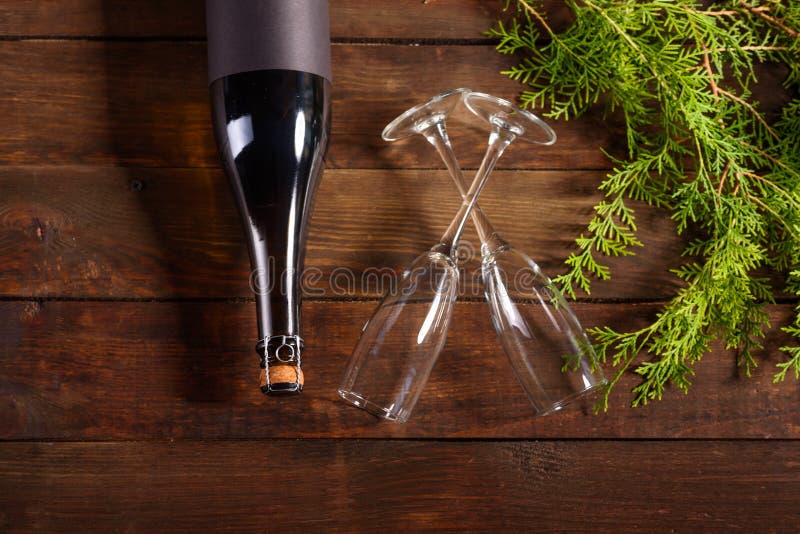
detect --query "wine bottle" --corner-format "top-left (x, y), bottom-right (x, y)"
top-left (206, 0), bottom-right (332, 394)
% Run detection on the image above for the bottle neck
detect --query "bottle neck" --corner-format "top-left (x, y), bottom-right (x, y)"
top-left (250, 241), bottom-right (301, 339)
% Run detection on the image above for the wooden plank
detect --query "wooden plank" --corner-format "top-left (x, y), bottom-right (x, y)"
top-left (1, 300), bottom-right (797, 440)
top-left (0, 166), bottom-right (684, 299)
top-left (0, 440), bottom-right (797, 532)
top-left (0, 41), bottom-right (788, 170)
top-left (0, 41), bottom-right (786, 169)
top-left (0, 40), bottom-right (643, 170)
top-left (0, 1), bottom-right (574, 39)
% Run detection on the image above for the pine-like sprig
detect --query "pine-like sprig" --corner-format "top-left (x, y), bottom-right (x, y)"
top-left (489, 0), bottom-right (800, 408)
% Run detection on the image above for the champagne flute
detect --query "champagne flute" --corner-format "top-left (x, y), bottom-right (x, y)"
top-left (337, 92), bottom-right (523, 423)
top-left (461, 92), bottom-right (607, 414)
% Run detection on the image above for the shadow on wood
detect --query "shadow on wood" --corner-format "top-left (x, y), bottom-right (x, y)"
top-left (100, 2), bottom-right (248, 402)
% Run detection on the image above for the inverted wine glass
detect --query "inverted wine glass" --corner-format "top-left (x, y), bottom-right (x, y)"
top-left (377, 89), bottom-right (606, 416)
top-left (463, 91), bottom-right (606, 414)
top-left (338, 91), bottom-right (520, 423)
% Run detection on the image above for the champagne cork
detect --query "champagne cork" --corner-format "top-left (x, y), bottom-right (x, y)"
top-left (259, 365), bottom-right (305, 388)
top-left (256, 336), bottom-right (305, 394)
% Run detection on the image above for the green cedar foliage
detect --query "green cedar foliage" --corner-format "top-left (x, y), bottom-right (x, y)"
top-left (488, 0), bottom-right (800, 408)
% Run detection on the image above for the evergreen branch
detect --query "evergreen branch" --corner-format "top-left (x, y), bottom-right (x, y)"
top-left (775, 344), bottom-right (800, 382)
top-left (778, 269), bottom-right (800, 381)
top-left (582, 0), bottom-right (647, 61)
top-left (490, 0), bottom-right (800, 408)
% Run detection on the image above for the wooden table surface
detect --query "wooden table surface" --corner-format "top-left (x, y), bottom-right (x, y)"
top-left (1, 1), bottom-right (798, 531)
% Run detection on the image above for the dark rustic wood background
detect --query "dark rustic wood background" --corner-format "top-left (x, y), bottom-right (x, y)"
top-left (1, 1), bottom-right (798, 531)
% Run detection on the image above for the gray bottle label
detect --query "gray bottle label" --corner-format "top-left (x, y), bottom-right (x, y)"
top-left (206, 0), bottom-right (332, 84)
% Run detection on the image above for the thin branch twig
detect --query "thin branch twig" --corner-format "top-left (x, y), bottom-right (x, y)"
top-left (516, 0), bottom-right (556, 38)
top-left (703, 6), bottom-right (771, 16)
top-left (741, 170), bottom-right (800, 208)
top-left (718, 88), bottom-right (780, 140)
top-left (744, 142), bottom-right (800, 179)
top-left (719, 45), bottom-right (791, 52)
top-left (717, 160), bottom-right (732, 195)
top-left (738, 0), bottom-right (800, 38)
top-left (701, 43), bottom-right (719, 97)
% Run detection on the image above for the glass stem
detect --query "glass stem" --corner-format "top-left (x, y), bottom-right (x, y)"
top-left (424, 121), bottom-right (506, 256)
top-left (434, 126), bottom-right (515, 259)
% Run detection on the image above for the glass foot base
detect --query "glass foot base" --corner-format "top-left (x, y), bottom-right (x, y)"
top-left (536, 380), bottom-right (607, 416)
top-left (337, 389), bottom-right (410, 424)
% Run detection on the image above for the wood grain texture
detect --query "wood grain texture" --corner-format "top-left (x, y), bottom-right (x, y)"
top-left (0, 0), bottom-right (507, 39)
top-left (0, 166), bottom-right (685, 299)
top-left (0, 440), bottom-right (798, 532)
top-left (0, 41), bottom-right (788, 170)
top-left (2, 300), bottom-right (798, 440)
top-left (0, 40), bottom-right (651, 170)
top-left (0, 0), bottom-right (577, 39)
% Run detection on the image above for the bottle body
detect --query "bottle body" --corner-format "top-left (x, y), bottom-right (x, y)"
top-left (207, 0), bottom-right (331, 394)
top-left (211, 70), bottom-right (331, 393)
